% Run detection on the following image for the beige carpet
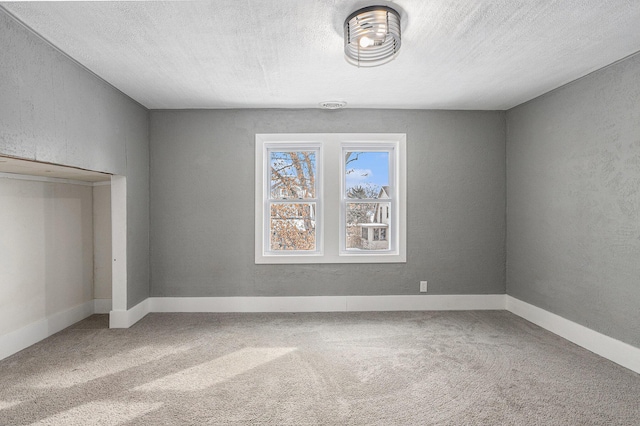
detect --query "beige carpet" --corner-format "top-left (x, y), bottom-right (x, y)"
top-left (0, 311), bottom-right (638, 425)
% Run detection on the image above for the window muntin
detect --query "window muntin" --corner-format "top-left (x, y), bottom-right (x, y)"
top-left (256, 134), bottom-right (406, 264)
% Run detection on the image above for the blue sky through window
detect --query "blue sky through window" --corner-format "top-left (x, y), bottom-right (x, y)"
top-left (345, 151), bottom-right (389, 196)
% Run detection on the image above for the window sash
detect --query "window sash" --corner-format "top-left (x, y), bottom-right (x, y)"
top-left (340, 145), bottom-right (397, 254)
top-left (263, 144), bottom-right (322, 256)
top-left (268, 148), bottom-right (318, 200)
top-left (268, 201), bottom-right (318, 252)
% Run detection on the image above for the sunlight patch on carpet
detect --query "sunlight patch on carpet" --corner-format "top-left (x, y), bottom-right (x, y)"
top-left (28, 401), bottom-right (163, 425)
top-left (134, 347), bottom-right (297, 391)
top-left (0, 400), bottom-right (21, 410)
top-left (28, 345), bottom-right (193, 389)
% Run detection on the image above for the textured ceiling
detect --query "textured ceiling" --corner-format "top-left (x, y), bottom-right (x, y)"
top-left (2, 0), bottom-right (640, 110)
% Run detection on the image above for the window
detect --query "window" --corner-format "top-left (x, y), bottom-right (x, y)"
top-left (267, 148), bottom-right (320, 253)
top-left (255, 134), bottom-right (406, 264)
top-left (342, 148), bottom-right (395, 253)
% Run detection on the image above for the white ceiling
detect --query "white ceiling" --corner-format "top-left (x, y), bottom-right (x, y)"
top-left (2, 0), bottom-right (640, 110)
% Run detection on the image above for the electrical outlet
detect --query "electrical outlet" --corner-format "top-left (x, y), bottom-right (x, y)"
top-left (420, 281), bottom-right (428, 293)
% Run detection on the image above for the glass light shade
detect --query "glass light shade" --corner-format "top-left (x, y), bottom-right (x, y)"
top-left (344, 6), bottom-right (401, 67)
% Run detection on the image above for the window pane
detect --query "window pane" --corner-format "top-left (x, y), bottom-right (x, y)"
top-left (270, 151), bottom-right (316, 199)
top-left (345, 202), bottom-right (390, 250)
top-left (270, 203), bottom-right (316, 251)
top-left (345, 151), bottom-right (389, 199)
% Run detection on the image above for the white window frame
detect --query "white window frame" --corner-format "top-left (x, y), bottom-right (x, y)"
top-left (255, 133), bottom-right (406, 264)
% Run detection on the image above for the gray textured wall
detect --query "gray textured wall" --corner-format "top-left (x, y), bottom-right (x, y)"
top-left (0, 9), bottom-right (150, 308)
top-left (149, 109), bottom-right (506, 297)
top-left (506, 53), bottom-right (640, 347)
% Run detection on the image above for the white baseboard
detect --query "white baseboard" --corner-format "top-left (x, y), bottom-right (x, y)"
top-left (5, 295), bottom-right (638, 376)
top-left (506, 296), bottom-right (640, 374)
top-left (48, 300), bottom-right (95, 334)
top-left (0, 320), bottom-right (48, 362)
top-left (346, 294), bottom-right (506, 311)
top-left (109, 298), bottom-right (150, 328)
top-left (0, 300), bottom-right (95, 361)
top-left (150, 294), bottom-right (507, 314)
top-left (151, 296), bottom-right (347, 312)
top-left (94, 299), bottom-right (112, 314)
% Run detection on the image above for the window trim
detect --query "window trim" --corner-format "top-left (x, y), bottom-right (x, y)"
top-left (255, 133), bottom-right (406, 264)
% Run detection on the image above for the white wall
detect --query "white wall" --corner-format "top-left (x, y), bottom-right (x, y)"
top-left (93, 183), bottom-right (112, 301)
top-left (0, 177), bottom-right (94, 336)
top-left (1, 9), bottom-right (150, 310)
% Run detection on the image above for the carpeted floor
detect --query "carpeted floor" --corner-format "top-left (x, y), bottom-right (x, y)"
top-left (0, 311), bottom-right (638, 425)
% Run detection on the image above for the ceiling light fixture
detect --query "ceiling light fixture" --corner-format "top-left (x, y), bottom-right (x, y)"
top-left (344, 5), bottom-right (401, 67)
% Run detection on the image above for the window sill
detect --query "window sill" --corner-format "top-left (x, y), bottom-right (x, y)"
top-left (255, 252), bottom-right (406, 264)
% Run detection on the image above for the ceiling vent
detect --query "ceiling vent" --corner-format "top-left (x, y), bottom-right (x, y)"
top-left (319, 101), bottom-right (347, 110)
